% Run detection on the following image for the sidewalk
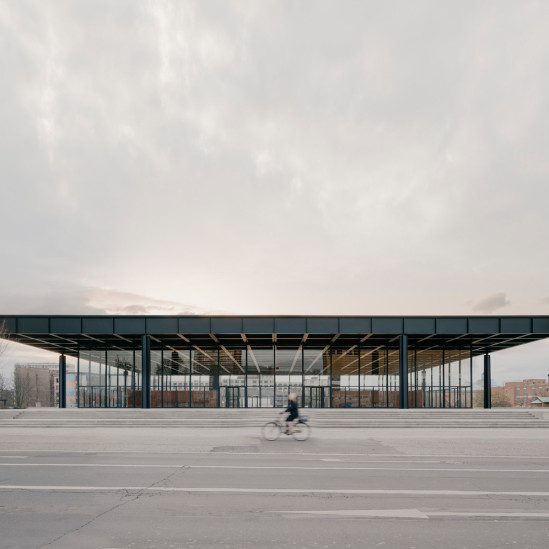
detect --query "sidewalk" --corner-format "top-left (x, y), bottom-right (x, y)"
top-left (1, 424), bottom-right (549, 457)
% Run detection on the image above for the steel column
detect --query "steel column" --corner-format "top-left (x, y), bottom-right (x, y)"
top-left (358, 344), bottom-right (361, 408)
top-left (442, 346), bottom-right (446, 408)
top-left (483, 353), bottom-right (491, 409)
top-left (58, 354), bottom-right (66, 408)
top-left (76, 346), bottom-right (80, 408)
top-left (371, 350), bottom-right (379, 375)
top-left (301, 346), bottom-right (305, 408)
top-left (141, 335), bottom-right (151, 408)
top-left (398, 335), bottom-right (409, 409)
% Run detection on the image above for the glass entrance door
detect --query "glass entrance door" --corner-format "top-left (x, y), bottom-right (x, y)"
top-left (305, 386), bottom-right (328, 408)
top-left (224, 386), bottom-right (243, 408)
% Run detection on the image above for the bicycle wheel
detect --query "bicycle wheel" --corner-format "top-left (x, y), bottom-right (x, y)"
top-left (262, 421), bottom-right (281, 441)
top-left (293, 422), bottom-right (310, 441)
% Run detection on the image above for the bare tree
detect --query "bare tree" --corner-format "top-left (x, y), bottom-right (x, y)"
top-left (473, 389), bottom-right (512, 408)
top-left (0, 371), bottom-right (14, 407)
top-left (0, 321), bottom-right (13, 407)
top-left (14, 368), bottom-right (32, 409)
top-left (0, 320), bottom-right (8, 359)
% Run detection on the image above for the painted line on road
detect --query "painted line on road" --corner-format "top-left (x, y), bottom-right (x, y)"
top-left (276, 509), bottom-right (549, 520)
top-left (4, 450), bottom-right (549, 460)
top-left (0, 463), bottom-right (548, 473)
top-left (2, 486), bottom-right (549, 497)
top-left (429, 511), bottom-right (549, 519)
top-left (278, 509), bottom-right (429, 519)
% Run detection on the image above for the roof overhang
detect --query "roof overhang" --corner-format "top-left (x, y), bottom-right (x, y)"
top-left (1, 315), bottom-right (548, 360)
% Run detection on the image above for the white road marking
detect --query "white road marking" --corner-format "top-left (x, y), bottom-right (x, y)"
top-left (0, 463), bottom-right (547, 473)
top-left (310, 460), bottom-right (442, 464)
top-left (275, 509), bottom-right (549, 520)
top-left (4, 450), bottom-right (549, 460)
top-left (428, 511), bottom-right (549, 519)
top-left (2, 486), bottom-right (549, 497)
top-left (278, 509), bottom-right (429, 519)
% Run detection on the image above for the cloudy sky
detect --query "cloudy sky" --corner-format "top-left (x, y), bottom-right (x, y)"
top-left (0, 0), bottom-right (548, 381)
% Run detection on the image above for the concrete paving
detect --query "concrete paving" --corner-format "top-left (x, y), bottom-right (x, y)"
top-left (1, 419), bottom-right (549, 548)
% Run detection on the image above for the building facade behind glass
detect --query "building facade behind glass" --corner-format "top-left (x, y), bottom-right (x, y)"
top-left (76, 342), bottom-right (474, 409)
top-left (2, 315), bottom-right (549, 409)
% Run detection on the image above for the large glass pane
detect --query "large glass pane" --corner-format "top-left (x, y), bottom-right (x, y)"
top-left (246, 347), bottom-right (274, 408)
top-left (332, 346), bottom-right (360, 408)
top-left (190, 346), bottom-right (219, 407)
top-left (78, 349), bottom-right (106, 408)
top-left (152, 347), bottom-right (193, 408)
top-left (447, 347), bottom-right (472, 408)
top-left (151, 346), bottom-right (206, 408)
top-left (158, 348), bottom-right (192, 407)
top-left (357, 345), bottom-right (395, 407)
top-left (303, 347), bottom-right (330, 408)
top-left (106, 350), bottom-right (134, 408)
top-left (78, 347), bottom-right (139, 408)
top-left (275, 347), bottom-right (302, 407)
top-left (219, 347), bottom-right (245, 407)
top-left (410, 346), bottom-right (472, 408)
top-left (150, 349), bottom-right (163, 407)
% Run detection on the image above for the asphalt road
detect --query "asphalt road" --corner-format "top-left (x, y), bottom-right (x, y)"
top-left (1, 427), bottom-right (549, 549)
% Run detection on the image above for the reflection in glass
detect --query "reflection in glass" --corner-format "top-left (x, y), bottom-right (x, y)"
top-left (75, 338), bottom-right (473, 409)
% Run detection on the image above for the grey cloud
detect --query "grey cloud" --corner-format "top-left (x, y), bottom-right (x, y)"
top-left (0, 285), bottom-right (225, 316)
top-left (0, 1), bottom-right (549, 318)
top-left (472, 293), bottom-right (511, 314)
top-left (84, 287), bottom-right (227, 316)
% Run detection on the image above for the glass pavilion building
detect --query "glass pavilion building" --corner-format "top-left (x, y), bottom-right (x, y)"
top-left (2, 315), bottom-right (548, 409)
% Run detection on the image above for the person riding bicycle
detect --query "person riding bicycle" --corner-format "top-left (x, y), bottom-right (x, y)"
top-left (281, 393), bottom-right (299, 435)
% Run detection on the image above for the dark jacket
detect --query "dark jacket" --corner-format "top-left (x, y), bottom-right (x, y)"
top-left (285, 400), bottom-right (299, 419)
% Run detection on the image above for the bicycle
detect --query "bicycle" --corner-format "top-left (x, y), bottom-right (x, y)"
top-left (262, 416), bottom-right (310, 441)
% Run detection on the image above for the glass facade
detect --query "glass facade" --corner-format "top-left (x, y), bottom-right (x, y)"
top-left (75, 339), bottom-right (473, 409)
top-left (78, 349), bottom-right (141, 408)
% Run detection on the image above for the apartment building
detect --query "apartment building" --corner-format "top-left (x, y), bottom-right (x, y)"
top-left (503, 376), bottom-right (549, 407)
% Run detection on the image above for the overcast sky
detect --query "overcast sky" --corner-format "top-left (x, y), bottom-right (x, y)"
top-left (1, 1), bottom-right (548, 381)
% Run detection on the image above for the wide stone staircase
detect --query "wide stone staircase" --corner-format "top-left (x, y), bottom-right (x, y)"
top-left (0, 407), bottom-right (548, 428)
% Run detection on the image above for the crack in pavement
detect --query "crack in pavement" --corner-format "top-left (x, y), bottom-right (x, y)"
top-left (36, 464), bottom-right (190, 549)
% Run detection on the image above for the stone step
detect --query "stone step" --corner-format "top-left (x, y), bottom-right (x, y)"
top-left (3, 408), bottom-right (538, 416)
top-left (1, 407), bottom-right (544, 428)
top-left (2, 417), bottom-right (548, 428)
top-left (1, 422), bottom-right (548, 428)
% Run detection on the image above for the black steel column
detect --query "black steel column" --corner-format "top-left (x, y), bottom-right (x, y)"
top-left (371, 350), bottom-right (379, 375)
top-left (483, 353), bottom-right (491, 409)
top-left (469, 345), bottom-right (473, 408)
top-left (244, 348), bottom-right (248, 408)
top-left (58, 354), bottom-right (67, 408)
top-left (358, 344), bottom-right (361, 408)
top-left (301, 346), bottom-right (305, 408)
top-left (398, 335), bottom-right (409, 409)
top-left (160, 345), bottom-right (164, 408)
top-left (329, 346), bottom-right (333, 408)
top-left (76, 346), bottom-right (80, 408)
top-left (273, 344), bottom-right (276, 408)
top-left (413, 346), bottom-right (417, 408)
top-left (442, 346), bottom-right (446, 408)
top-left (141, 335), bottom-right (151, 409)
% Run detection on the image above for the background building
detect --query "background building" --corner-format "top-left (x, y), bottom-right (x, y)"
top-left (14, 363), bottom-right (77, 408)
top-left (14, 364), bottom-right (57, 408)
top-left (503, 377), bottom-right (549, 407)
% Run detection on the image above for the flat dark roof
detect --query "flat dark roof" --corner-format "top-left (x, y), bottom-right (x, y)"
top-left (2, 315), bottom-right (548, 358)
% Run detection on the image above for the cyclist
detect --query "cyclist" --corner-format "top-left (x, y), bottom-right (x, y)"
top-left (281, 393), bottom-right (299, 435)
